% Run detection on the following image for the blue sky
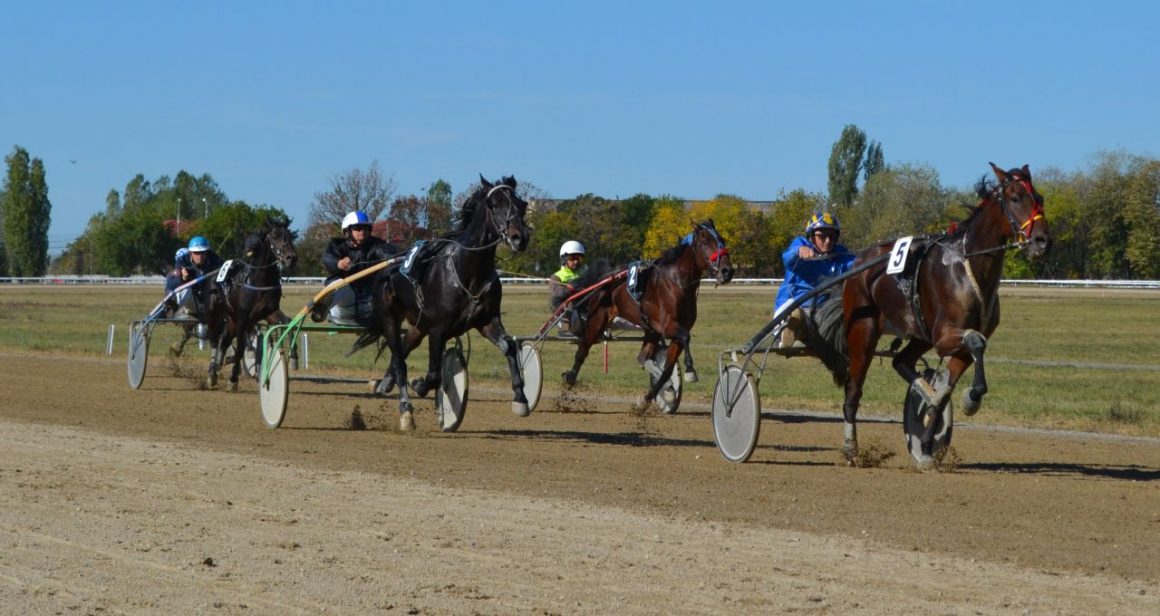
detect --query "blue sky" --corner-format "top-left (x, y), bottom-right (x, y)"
top-left (3, 1), bottom-right (1157, 253)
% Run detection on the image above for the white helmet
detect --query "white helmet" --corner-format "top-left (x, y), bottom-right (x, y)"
top-left (341, 210), bottom-right (373, 231)
top-left (559, 240), bottom-right (586, 258)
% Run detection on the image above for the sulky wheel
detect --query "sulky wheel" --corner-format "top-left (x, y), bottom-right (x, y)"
top-left (437, 346), bottom-right (469, 432)
top-left (259, 348), bottom-right (290, 429)
top-left (127, 321), bottom-right (150, 390)
top-left (518, 342), bottom-right (543, 414)
top-left (903, 368), bottom-right (954, 464)
top-left (711, 364), bottom-right (761, 463)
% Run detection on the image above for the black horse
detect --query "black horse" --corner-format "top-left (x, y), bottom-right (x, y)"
top-left (372, 174), bottom-right (531, 430)
top-left (205, 218), bottom-right (297, 391)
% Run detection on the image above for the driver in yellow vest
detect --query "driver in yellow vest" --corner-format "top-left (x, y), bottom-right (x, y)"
top-left (552, 241), bottom-right (589, 334)
top-left (549, 241), bottom-right (586, 332)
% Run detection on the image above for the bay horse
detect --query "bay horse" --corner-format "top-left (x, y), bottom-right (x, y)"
top-left (205, 217), bottom-right (297, 391)
top-left (838, 163), bottom-right (1050, 468)
top-left (563, 220), bottom-right (733, 409)
top-left (372, 174), bottom-right (532, 430)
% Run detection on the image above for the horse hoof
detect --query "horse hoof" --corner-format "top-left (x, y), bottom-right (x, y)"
top-left (561, 371), bottom-right (577, 387)
top-left (229, 381), bottom-right (238, 393)
top-left (684, 371), bottom-right (699, 383)
top-left (512, 402), bottom-right (530, 417)
top-left (376, 375), bottom-right (396, 396)
top-left (843, 446), bottom-right (859, 466)
top-left (961, 390), bottom-right (982, 416)
top-left (915, 456), bottom-right (937, 472)
top-left (399, 411), bottom-right (415, 432)
top-left (289, 357), bottom-right (299, 371)
top-left (410, 379), bottom-right (430, 398)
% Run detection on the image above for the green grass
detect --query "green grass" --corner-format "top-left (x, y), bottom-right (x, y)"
top-left (1, 283), bottom-right (1157, 436)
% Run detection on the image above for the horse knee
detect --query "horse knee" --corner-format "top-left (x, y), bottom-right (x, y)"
top-left (963, 329), bottom-right (987, 354)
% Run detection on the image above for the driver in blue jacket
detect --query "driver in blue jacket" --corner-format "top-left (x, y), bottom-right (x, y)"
top-left (773, 212), bottom-right (855, 347)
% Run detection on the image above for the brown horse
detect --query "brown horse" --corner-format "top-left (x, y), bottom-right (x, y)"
top-left (837, 163), bottom-right (1050, 468)
top-left (563, 220), bottom-right (734, 410)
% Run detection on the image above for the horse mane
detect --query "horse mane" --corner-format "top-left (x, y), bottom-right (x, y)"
top-left (656, 242), bottom-right (689, 265)
top-left (568, 258), bottom-right (615, 292)
top-left (452, 175), bottom-right (520, 235)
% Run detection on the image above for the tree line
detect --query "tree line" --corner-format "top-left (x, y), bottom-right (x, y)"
top-left (2, 127), bottom-right (1157, 280)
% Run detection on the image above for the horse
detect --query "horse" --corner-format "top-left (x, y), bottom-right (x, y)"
top-left (204, 217), bottom-right (298, 391)
top-left (836, 163), bottom-right (1050, 469)
top-left (562, 220), bottom-right (734, 409)
top-left (372, 174), bottom-right (532, 430)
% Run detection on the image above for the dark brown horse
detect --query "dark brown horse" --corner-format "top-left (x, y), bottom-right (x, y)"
top-left (838, 163), bottom-right (1050, 468)
top-left (205, 218), bottom-right (297, 391)
top-left (564, 220), bottom-right (734, 409)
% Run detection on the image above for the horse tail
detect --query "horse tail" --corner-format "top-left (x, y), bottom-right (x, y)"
top-left (803, 294), bottom-right (850, 386)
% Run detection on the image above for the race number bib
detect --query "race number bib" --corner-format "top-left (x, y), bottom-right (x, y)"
top-left (886, 237), bottom-right (913, 275)
top-left (216, 260), bottom-right (234, 283)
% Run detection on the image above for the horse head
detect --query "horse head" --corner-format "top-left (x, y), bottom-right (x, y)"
top-left (478, 174), bottom-right (531, 252)
top-left (260, 217), bottom-right (297, 271)
top-left (690, 219), bottom-right (734, 284)
top-left (988, 162), bottom-right (1051, 261)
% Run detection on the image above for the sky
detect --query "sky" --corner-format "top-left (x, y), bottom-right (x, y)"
top-left (3, 0), bottom-right (1158, 254)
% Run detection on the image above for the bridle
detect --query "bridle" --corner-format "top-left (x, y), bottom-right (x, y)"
top-left (998, 175), bottom-right (1046, 244)
top-left (481, 183), bottom-right (527, 249)
top-left (964, 178), bottom-right (1046, 258)
top-left (695, 223), bottom-right (730, 277)
top-left (238, 227), bottom-right (295, 291)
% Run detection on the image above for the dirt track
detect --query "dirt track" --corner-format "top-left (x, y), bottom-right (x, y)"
top-left (1, 351), bottom-right (1158, 614)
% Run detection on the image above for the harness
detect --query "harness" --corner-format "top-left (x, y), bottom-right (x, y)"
top-left (890, 176), bottom-right (1045, 341)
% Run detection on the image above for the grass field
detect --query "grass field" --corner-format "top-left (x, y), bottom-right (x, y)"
top-left (1, 283), bottom-right (1157, 436)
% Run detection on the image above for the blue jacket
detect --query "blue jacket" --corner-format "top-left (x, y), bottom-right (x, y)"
top-left (774, 236), bottom-right (855, 310)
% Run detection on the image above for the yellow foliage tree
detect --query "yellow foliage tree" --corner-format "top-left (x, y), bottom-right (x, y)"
top-left (642, 196), bottom-right (688, 259)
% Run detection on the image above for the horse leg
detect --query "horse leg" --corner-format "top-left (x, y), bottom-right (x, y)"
top-left (377, 319), bottom-right (413, 430)
top-left (641, 328), bottom-right (687, 406)
top-left (410, 330), bottom-right (446, 398)
top-left (227, 324), bottom-right (248, 393)
top-left (479, 319), bottom-right (530, 416)
top-left (206, 325), bottom-right (224, 389)
top-left (957, 330), bottom-right (987, 416)
top-left (682, 346), bottom-right (698, 383)
top-left (842, 316), bottom-right (880, 463)
top-left (893, 339), bottom-right (939, 406)
top-left (563, 307), bottom-right (607, 387)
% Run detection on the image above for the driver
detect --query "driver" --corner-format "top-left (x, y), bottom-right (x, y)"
top-left (164, 235), bottom-right (224, 318)
top-left (311, 210), bottom-right (397, 326)
top-left (773, 211), bottom-right (855, 347)
top-left (549, 240), bottom-right (586, 334)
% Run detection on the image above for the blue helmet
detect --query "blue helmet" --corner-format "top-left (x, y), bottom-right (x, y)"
top-left (188, 236), bottom-right (211, 252)
top-left (805, 212), bottom-right (840, 236)
top-left (342, 211), bottom-right (373, 231)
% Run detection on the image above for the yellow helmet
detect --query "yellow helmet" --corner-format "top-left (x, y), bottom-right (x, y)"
top-left (805, 212), bottom-right (840, 236)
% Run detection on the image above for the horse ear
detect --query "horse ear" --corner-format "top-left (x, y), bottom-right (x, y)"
top-left (479, 173), bottom-right (492, 189)
top-left (1020, 164), bottom-right (1032, 181)
top-left (989, 162), bottom-right (1008, 182)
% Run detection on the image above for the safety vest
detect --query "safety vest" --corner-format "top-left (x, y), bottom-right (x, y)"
top-left (553, 265), bottom-right (579, 284)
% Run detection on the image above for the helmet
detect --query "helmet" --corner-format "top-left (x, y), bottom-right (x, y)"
top-left (188, 236), bottom-right (210, 252)
top-left (559, 240), bottom-right (586, 258)
top-left (805, 212), bottom-right (841, 236)
top-left (341, 211), bottom-right (373, 231)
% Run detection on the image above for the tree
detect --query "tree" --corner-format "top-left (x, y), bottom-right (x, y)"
top-left (842, 163), bottom-right (946, 249)
top-left (828, 124), bottom-right (867, 208)
top-left (309, 160), bottom-right (396, 229)
top-left (643, 197), bottom-right (688, 259)
top-left (426, 179), bottom-right (453, 237)
top-left (1123, 160), bottom-right (1160, 278)
top-left (2, 146), bottom-right (52, 276)
top-left (387, 194), bottom-right (428, 245)
top-left (864, 140), bottom-right (886, 181)
top-left (766, 189), bottom-right (825, 274)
